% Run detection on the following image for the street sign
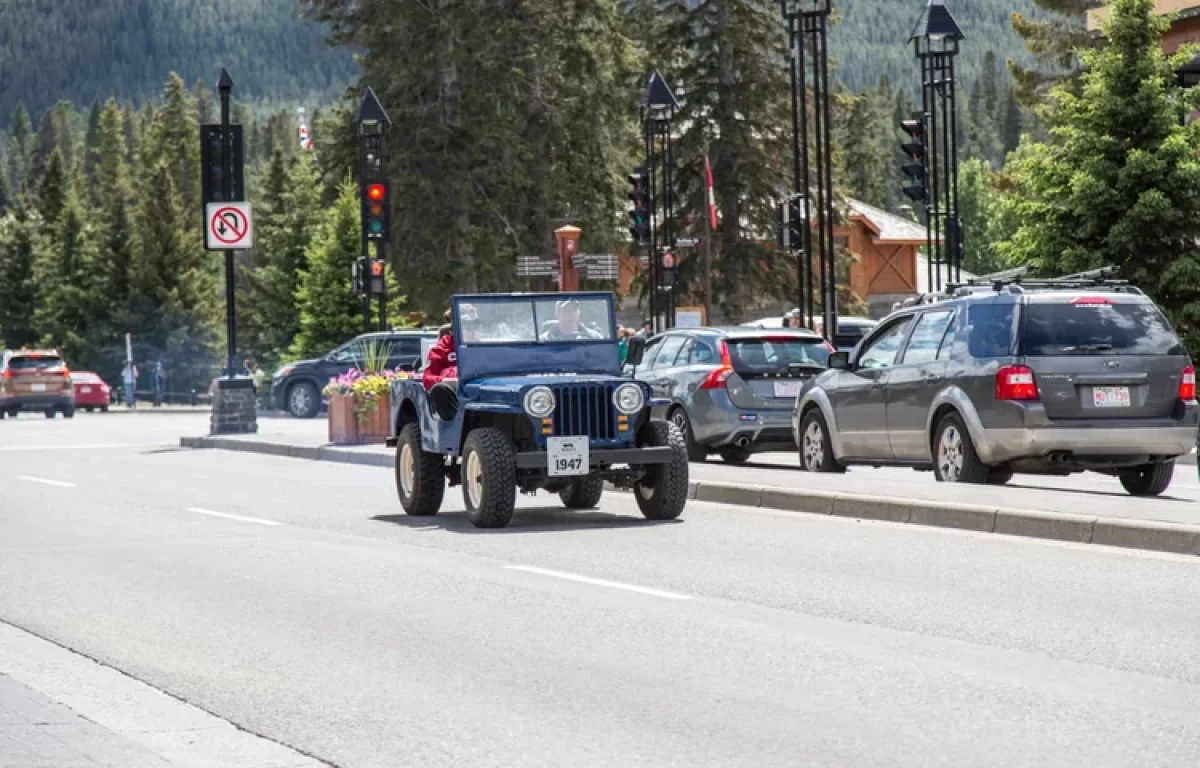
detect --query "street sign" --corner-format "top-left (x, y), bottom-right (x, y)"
top-left (205, 202), bottom-right (253, 250)
top-left (517, 255), bottom-right (559, 278)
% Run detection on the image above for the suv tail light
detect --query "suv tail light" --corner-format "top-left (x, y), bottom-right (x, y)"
top-left (0, 369), bottom-right (9, 380)
top-left (1180, 365), bottom-right (1196, 401)
top-left (995, 364), bottom-right (1038, 401)
top-left (700, 341), bottom-right (734, 390)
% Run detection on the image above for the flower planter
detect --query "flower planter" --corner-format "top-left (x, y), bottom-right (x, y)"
top-left (356, 392), bottom-right (391, 444)
top-left (328, 394), bottom-right (359, 444)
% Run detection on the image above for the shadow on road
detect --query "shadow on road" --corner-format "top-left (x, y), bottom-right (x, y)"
top-left (1005, 482), bottom-right (1191, 503)
top-left (371, 507), bottom-right (682, 534)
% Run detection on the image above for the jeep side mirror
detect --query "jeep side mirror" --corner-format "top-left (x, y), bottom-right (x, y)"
top-left (827, 351), bottom-right (850, 370)
top-left (626, 336), bottom-right (646, 368)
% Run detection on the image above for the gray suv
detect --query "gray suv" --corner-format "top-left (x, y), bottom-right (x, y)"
top-left (793, 280), bottom-right (1198, 496)
top-left (629, 327), bottom-right (832, 463)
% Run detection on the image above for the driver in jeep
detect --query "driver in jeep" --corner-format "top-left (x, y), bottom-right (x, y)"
top-left (542, 298), bottom-right (604, 341)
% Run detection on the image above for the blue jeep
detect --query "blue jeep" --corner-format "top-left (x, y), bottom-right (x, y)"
top-left (385, 292), bottom-right (690, 528)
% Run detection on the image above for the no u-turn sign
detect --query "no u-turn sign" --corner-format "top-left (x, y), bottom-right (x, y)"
top-left (205, 202), bottom-right (254, 250)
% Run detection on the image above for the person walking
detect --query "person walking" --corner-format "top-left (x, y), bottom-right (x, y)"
top-left (122, 360), bottom-right (138, 409)
top-left (153, 361), bottom-right (166, 407)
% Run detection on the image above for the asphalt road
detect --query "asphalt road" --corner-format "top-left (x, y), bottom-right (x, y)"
top-left (2, 412), bottom-right (1200, 767)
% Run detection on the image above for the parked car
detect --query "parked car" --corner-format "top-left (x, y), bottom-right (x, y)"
top-left (741, 314), bottom-right (877, 353)
top-left (387, 292), bottom-right (688, 529)
top-left (793, 277), bottom-right (1198, 496)
top-left (273, 330), bottom-right (438, 418)
top-left (0, 349), bottom-right (75, 418)
top-left (70, 371), bottom-right (112, 412)
top-left (628, 327), bottom-right (833, 463)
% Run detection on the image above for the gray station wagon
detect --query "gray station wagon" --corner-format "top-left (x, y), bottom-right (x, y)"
top-left (792, 279), bottom-right (1198, 496)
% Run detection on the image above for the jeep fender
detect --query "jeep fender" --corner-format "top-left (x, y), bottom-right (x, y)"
top-left (795, 388), bottom-right (846, 460)
top-left (925, 386), bottom-right (992, 463)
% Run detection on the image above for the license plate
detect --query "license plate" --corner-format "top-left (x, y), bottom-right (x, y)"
top-left (31, 383), bottom-right (45, 392)
top-left (547, 436), bottom-right (589, 477)
top-left (773, 381), bottom-right (803, 398)
top-left (1093, 386), bottom-right (1130, 408)
top-left (80, 386), bottom-right (91, 393)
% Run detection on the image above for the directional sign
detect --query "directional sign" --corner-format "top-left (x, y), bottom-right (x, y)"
top-left (205, 202), bottom-right (254, 250)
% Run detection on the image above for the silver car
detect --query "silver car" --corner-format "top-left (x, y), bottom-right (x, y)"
top-left (793, 282), bottom-right (1198, 496)
top-left (628, 327), bottom-right (832, 463)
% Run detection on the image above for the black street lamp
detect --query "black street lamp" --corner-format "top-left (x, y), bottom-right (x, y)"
top-left (781, 0), bottom-right (837, 339)
top-left (640, 70), bottom-right (680, 332)
top-left (910, 0), bottom-right (965, 290)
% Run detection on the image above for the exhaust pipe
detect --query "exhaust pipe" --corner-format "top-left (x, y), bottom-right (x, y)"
top-left (735, 436), bottom-right (751, 449)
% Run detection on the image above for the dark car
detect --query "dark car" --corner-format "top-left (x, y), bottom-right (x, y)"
top-left (273, 330), bottom-right (438, 418)
top-left (794, 277), bottom-right (1197, 496)
top-left (628, 327), bottom-right (833, 463)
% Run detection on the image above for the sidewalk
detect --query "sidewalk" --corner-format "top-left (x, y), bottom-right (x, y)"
top-left (0, 621), bottom-right (324, 768)
top-left (181, 418), bottom-right (1200, 557)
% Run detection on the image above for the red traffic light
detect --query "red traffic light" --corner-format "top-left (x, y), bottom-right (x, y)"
top-left (367, 183), bottom-right (385, 201)
top-left (662, 252), bottom-right (675, 268)
top-left (370, 260), bottom-right (384, 277)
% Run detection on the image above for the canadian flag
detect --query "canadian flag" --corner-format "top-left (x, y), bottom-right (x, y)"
top-left (705, 153), bottom-right (718, 231)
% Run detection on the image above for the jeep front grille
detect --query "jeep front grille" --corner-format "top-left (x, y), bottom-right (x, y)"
top-left (552, 384), bottom-right (616, 441)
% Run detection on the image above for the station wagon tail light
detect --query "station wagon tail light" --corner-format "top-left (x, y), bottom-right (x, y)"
top-left (700, 341), bottom-right (734, 390)
top-left (995, 364), bottom-right (1039, 401)
top-left (1179, 365), bottom-right (1196, 401)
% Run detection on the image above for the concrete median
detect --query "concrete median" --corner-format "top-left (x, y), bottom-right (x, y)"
top-left (180, 435), bottom-right (1200, 557)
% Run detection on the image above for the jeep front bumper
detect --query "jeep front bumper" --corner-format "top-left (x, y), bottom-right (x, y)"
top-left (515, 447), bottom-right (676, 468)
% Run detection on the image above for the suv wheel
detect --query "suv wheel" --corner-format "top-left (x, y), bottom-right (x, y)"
top-left (933, 413), bottom-right (989, 484)
top-left (669, 408), bottom-right (707, 463)
top-left (1118, 461), bottom-right (1174, 497)
top-left (287, 381), bottom-right (320, 419)
top-left (799, 410), bottom-right (844, 473)
top-left (718, 446), bottom-right (751, 465)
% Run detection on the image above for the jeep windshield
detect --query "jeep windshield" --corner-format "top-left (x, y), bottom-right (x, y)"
top-left (461, 297), bottom-right (614, 344)
top-left (1020, 299), bottom-right (1186, 356)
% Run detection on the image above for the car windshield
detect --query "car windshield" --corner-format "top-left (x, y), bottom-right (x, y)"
top-left (7, 355), bottom-right (64, 371)
top-left (726, 337), bottom-right (831, 373)
top-left (1020, 300), bottom-right (1186, 356)
top-left (459, 297), bottom-right (614, 344)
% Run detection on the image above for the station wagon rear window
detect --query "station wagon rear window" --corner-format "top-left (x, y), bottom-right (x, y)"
top-left (726, 337), bottom-right (831, 373)
top-left (1020, 301), bottom-right (1185, 356)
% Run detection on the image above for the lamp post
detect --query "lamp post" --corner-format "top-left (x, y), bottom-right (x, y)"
top-left (640, 70), bottom-right (680, 332)
top-left (780, 0), bottom-right (836, 340)
top-left (910, 0), bottom-right (965, 289)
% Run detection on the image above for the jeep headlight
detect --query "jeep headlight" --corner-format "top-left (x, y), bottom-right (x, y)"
top-left (523, 386), bottom-right (556, 418)
top-left (613, 382), bottom-right (645, 414)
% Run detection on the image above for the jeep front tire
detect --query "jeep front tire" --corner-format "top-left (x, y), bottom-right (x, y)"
top-left (633, 421), bottom-right (689, 521)
top-left (462, 428), bottom-right (517, 528)
top-left (396, 423), bottom-right (445, 516)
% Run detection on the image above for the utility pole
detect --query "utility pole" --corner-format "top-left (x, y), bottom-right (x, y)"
top-left (639, 71), bottom-right (680, 332)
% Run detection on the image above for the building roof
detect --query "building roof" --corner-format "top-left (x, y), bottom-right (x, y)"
top-left (846, 198), bottom-right (938, 244)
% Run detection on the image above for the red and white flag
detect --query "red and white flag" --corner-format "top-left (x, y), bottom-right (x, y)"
top-left (704, 153), bottom-right (718, 230)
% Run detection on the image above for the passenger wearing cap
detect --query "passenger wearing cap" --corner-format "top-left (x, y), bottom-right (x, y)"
top-left (423, 303), bottom-right (480, 392)
top-left (542, 298), bottom-right (604, 341)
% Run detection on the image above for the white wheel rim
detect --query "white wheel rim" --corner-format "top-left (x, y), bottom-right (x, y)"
top-left (291, 387), bottom-right (311, 414)
top-left (938, 426), bottom-right (964, 482)
top-left (399, 442), bottom-right (415, 497)
top-left (803, 421), bottom-right (824, 470)
top-left (465, 450), bottom-right (483, 509)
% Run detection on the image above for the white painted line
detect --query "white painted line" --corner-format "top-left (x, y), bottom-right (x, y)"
top-left (16, 475), bottom-right (75, 488)
top-left (185, 507), bottom-right (282, 527)
top-left (0, 443), bottom-right (163, 452)
top-left (506, 565), bottom-right (692, 601)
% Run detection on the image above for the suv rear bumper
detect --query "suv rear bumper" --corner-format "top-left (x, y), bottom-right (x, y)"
top-left (0, 394), bottom-right (74, 411)
top-left (979, 424), bottom-right (1197, 464)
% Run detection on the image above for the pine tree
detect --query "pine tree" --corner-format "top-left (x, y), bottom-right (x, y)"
top-left (36, 149), bottom-right (69, 225)
top-left (292, 178), bottom-right (376, 358)
top-left (94, 100), bottom-right (138, 351)
top-left (32, 190), bottom-right (100, 364)
top-left (84, 99), bottom-right (103, 187)
top-left (6, 104), bottom-right (31, 194)
top-left (1000, 0), bottom-right (1200, 356)
top-left (839, 92), bottom-right (888, 208)
top-left (194, 78), bottom-right (214, 124)
top-left (0, 202), bottom-right (48, 348)
top-left (981, 50), bottom-right (1000, 119)
top-left (1001, 89), bottom-right (1023, 156)
top-left (30, 107), bottom-right (61, 183)
top-left (1010, 0), bottom-right (1104, 107)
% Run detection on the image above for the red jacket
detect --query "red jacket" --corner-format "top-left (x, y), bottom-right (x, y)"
top-left (423, 333), bottom-right (458, 390)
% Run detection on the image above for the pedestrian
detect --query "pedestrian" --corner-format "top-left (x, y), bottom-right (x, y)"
top-left (617, 327), bottom-right (630, 365)
top-left (122, 360), bottom-right (138, 409)
top-left (634, 319), bottom-right (653, 339)
top-left (153, 361), bottom-right (166, 407)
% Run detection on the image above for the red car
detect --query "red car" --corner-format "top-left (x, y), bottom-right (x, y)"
top-left (70, 372), bottom-right (111, 412)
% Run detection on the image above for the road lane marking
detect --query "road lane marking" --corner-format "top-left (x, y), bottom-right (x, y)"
top-left (16, 475), bottom-right (75, 488)
top-left (505, 565), bottom-right (692, 601)
top-left (185, 508), bottom-right (282, 527)
top-left (0, 443), bottom-right (164, 452)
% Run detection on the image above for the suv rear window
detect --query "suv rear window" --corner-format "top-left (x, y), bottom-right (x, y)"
top-left (6, 355), bottom-right (64, 371)
top-left (726, 337), bottom-right (831, 373)
top-left (1020, 300), bottom-right (1185, 356)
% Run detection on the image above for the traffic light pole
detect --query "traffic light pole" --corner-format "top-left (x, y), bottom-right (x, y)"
top-left (639, 71), bottom-right (680, 333)
top-left (355, 88), bottom-right (393, 333)
top-left (218, 71), bottom-right (236, 380)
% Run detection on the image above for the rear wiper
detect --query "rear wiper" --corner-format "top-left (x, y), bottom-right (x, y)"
top-left (1059, 343), bottom-right (1114, 354)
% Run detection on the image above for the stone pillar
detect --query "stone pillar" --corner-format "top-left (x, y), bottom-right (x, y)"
top-left (210, 377), bottom-right (258, 435)
top-left (555, 225), bottom-right (582, 292)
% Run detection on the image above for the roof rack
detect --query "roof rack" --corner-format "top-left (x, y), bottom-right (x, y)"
top-left (945, 265), bottom-right (1144, 297)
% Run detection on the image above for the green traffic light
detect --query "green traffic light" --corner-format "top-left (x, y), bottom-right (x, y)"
top-left (369, 219), bottom-right (384, 233)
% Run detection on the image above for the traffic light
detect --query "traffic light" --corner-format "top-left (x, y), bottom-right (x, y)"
top-left (351, 258), bottom-right (364, 295)
top-left (361, 179), bottom-right (390, 243)
top-left (776, 199), bottom-right (790, 250)
top-left (660, 250), bottom-right (676, 286)
top-left (628, 166), bottom-right (650, 245)
top-left (788, 196), bottom-right (804, 251)
top-left (368, 258), bottom-right (386, 296)
top-left (899, 112), bottom-right (926, 204)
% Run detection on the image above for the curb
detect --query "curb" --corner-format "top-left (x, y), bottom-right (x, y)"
top-left (180, 436), bottom-right (1200, 557)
